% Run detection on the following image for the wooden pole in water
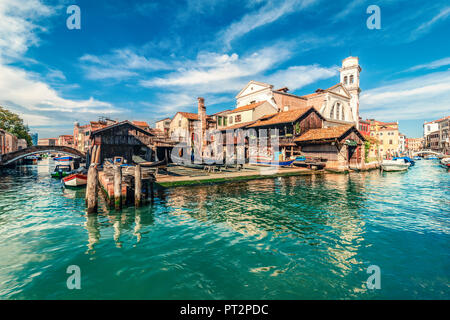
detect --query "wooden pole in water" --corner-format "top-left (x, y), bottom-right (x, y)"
top-left (114, 165), bottom-right (122, 210)
top-left (135, 164), bottom-right (142, 207)
top-left (85, 164), bottom-right (98, 214)
top-left (150, 173), bottom-right (155, 203)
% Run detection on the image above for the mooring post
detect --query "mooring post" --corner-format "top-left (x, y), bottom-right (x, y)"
top-left (135, 164), bottom-right (142, 207)
top-left (114, 165), bottom-right (122, 210)
top-left (150, 173), bottom-right (155, 203)
top-left (85, 164), bottom-right (99, 214)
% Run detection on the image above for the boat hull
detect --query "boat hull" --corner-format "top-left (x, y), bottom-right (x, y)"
top-left (249, 159), bottom-right (295, 167)
top-left (381, 165), bottom-right (409, 172)
top-left (63, 174), bottom-right (87, 187)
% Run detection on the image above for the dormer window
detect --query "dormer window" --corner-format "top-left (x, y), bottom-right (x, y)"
top-left (283, 106), bottom-right (289, 111)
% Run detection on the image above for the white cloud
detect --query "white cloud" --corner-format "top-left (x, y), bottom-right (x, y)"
top-left (410, 6), bottom-right (450, 40)
top-left (332, 0), bottom-right (365, 22)
top-left (0, 0), bottom-right (120, 133)
top-left (0, 0), bottom-right (54, 60)
top-left (80, 49), bottom-right (171, 80)
top-left (404, 57), bottom-right (450, 72)
top-left (218, 0), bottom-right (317, 47)
top-left (360, 70), bottom-right (450, 121)
top-left (265, 64), bottom-right (338, 90)
top-left (141, 45), bottom-right (291, 88)
top-left (0, 63), bottom-right (121, 114)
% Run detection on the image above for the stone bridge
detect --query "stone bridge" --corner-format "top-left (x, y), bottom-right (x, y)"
top-left (412, 149), bottom-right (444, 157)
top-left (0, 145), bottom-right (86, 166)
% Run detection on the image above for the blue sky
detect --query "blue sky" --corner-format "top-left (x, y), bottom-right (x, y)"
top-left (0, 0), bottom-right (449, 138)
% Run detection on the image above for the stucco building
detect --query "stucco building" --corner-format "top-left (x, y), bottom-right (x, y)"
top-left (233, 56), bottom-right (362, 126)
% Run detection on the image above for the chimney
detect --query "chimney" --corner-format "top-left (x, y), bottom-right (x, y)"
top-left (198, 97), bottom-right (206, 132)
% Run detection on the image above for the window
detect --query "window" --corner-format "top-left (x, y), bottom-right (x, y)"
top-left (284, 106), bottom-right (289, 111)
top-left (341, 105), bottom-right (345, 120)
top-left (235, 115), bottom-right (241, 123)
top-left (336, 103), bottom-right (340, 120)
top-left (229, 116), bottom-right (233, 124)
top-left (178, 120), bottom-right (182, 127)
top-left (218, 117), bottom-right (222, 126)
top-left (344, 76), bottom-right (348, 84)
top-left (350, 75), bottom-right (354, 84)
top-left (389, 140), bottom-right (393, 145)
top-left (224, 117), bottom-right (227, 126)
top-left (330, 104), bottom-right (335, 119)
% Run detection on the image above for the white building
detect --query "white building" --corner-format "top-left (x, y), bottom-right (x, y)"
top-left (423, 120), bottom-right (439, 138)
top-left (233, 56), bottom-right (361, 127)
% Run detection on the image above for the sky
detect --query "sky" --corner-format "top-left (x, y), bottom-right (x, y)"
top-left (0, 0), bottom-right (449, 138)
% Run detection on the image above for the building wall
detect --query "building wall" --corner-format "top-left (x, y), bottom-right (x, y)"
top-left (272, 92), bottom-right (307, 111)
top-left (0, 129), bottom-right (6, 154)
top-left (438, 118), bottom-right (449, 154)
top-left (423, 121), bottom-right (439, 138)
top-left (169, 113), bottom-right (189, 140)
top-left (236, 84), bottom-right (275, 109)
top-left (226, 102), bottom-right (277, 127)
top-left (3, 131), bottom-right (18, 153)
top-left (155, 119), bottom-right (171, 134)
top-left (319, 93), bottom-right (353, 123)
top-left (17, 139), bottom-right (27, 150)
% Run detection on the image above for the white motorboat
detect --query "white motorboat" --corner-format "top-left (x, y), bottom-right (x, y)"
top-left (381, 159), bottom-right (411, 172)
top-left (440, 157), bottom-right (450, 169)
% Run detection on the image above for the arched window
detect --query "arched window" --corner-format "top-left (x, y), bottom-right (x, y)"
top-left (350, 75), bottom-right (354, 84)
top-left (330, 104), bottom-right (335, 119)
top-left (344, 76), bottom-right (348, 84)
top-left (336, 103), bottom-right (340, 120)
top-left (341, 105), bottom-right (345, 120)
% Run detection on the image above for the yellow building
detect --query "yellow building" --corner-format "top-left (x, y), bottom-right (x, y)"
top-left (368, 120), bottom-right (399, 159)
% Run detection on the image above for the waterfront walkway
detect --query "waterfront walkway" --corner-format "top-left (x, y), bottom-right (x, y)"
top-left (156, 165), bottom-right (321, 187)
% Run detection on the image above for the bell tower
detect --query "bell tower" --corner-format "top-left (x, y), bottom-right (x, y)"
top-left (340, 57), bottom-right (361, 125)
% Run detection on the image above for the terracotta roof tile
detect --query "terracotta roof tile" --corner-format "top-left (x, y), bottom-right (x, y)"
top-left (177, 112), bottom-right (215, 122)
top-left (228, 101), bottom-right (266, 114)
top-left (132, 121), bottom-right (150, 127)
top-left (294, 125), bottom-right (353, 142)
top-left (220, 121), bottom-right (257, 131)
top-left (248, 107), bottom-right (320, 128)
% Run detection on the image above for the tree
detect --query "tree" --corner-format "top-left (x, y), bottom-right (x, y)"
top-left (0, 106), bottom-right (32, 146)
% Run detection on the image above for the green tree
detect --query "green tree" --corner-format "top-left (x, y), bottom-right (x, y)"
top-left (0, 106), bottom-right (32, 146)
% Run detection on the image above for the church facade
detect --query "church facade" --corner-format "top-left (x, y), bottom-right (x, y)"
top-left (233, 56), bottom-right (362, 127)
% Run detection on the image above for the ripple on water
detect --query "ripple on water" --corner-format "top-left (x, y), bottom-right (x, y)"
top-left (0, 161), bottom-right (449, 299)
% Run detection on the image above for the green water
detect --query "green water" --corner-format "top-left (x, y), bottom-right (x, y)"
top-left (0, 159), bottom-right (449, 299)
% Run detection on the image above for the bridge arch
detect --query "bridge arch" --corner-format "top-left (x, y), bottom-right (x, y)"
top-left (0, 145), bottom-right (85, 166)
top-left (412, 150), bottom-right (443, 157)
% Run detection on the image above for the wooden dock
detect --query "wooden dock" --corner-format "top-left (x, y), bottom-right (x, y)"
top-left (155, 164), bottom-right (322, 188)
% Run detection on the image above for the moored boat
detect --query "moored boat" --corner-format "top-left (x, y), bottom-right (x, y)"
top-left (249, 156), bottom-right (295, 167)
top-left (51, 164), bottom-right (72, 178)
top-left (393, 156), bottom-right (415, 166)
top-left (63, 173), bottom-right (88, 187)
top-left (381, 159), bottom-right (410, 172)
top-left (440, 157), bottom-right (450, 169)
top-left (54, 156), bottom-right (73, 162)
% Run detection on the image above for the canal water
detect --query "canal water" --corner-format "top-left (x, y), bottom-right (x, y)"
top-left (0, 159), bottom-right (448, 299)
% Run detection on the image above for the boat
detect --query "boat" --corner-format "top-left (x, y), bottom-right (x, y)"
top-left (425, 155), bottom-right (438, 160)
top-left (249, 155), bottom-right (295, 167)
top-left (54, 156), bottom-right (73, 162)
top-left (381, 159), bottom-right (410, 172)
top-left (51, 164), bottom-right (73, 178)
top-left (63, 173), bottom-right (87, 187)
top-left (413, 156), bottom-right (422, 160)
top-left (440, 157), bottom-right (450, 169)
top-left (393, 156), bottom-right (415, 166)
